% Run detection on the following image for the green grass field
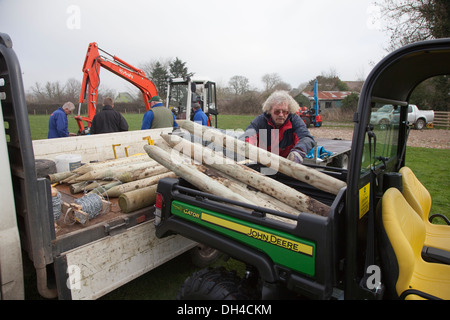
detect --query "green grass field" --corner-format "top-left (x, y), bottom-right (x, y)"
top-left (29, 113), bottom-right (257, 140)
top-left (25, 113), bottom-right (449, 299)
top-left (404, 146), bottom-right (450, 219)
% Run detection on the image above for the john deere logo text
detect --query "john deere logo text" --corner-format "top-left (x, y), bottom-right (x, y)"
top-left (247, 228), bottom-right (311, 255)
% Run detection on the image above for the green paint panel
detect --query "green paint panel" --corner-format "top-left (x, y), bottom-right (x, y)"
top-left (171, 201), bottom-right (316, 277)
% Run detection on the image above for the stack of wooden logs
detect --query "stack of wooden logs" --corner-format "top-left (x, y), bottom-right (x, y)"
top-left (48, 120), bottom-right (347, 225)
top-left (47, 153), bottom-right (177, 219)
top-left (142, 120), bottom-right (347, 225)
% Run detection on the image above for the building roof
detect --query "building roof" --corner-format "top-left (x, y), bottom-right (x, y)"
top-left (302, 91), bottom-right (354, 101)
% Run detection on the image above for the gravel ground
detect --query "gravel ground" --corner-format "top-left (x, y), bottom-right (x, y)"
top-left (309, 126), bottom-right (450, 149)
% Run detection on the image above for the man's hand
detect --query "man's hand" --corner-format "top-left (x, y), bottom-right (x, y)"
top-left (288, 149), bottom-right (305, 164)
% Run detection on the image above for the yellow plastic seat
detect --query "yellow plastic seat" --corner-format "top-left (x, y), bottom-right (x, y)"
top-left (381, 188), bottom-right (450, 300)
top-left (399, 166), bottom-right (450, 252)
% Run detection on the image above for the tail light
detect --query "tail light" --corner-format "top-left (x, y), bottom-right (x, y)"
top-left (155, 192), bottom-right (163, 209)
top-left (154, 192), bottom-right (164, 226)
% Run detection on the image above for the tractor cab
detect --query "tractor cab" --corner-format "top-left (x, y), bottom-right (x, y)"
top-left (166, 77), bottom-right (218, 127)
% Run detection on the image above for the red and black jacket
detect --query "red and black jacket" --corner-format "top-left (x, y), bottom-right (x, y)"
top-left (243, 113), bottom-right (315, 158)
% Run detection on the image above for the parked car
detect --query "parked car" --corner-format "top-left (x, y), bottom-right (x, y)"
top-left (371, 104), bottom-right (434, 130)
top-left (407, 104), bottom-right (434, 129)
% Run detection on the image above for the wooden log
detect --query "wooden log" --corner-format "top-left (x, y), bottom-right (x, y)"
top-left (73, 154), bottom-right (150, 174)
top-left (84, 180), bottom-right (110, 191)
top-left (68, 180), bottom-right (112, 195)
top-left (118, 184), bottom-right (157, 213)
top-left (155, 140), bottom-right (299, 224)
top-left (161, 134), bottom-right (329, 216)
top-left (115, 164), bottom-right (170, 183)
top-left (178, 120), bottom-right (347, 195)
top-left (70, 181), bottom-right (90, 194)
top-left (62, 173), bottom-right (80, 184)
top-left (47, 171), bottom-right (76, 183)
top-left (88, 181), bottom-right (122, 195)
top-left (197, 164), bottom-right (300, 218)
top-left (73, 160), bottom-right (160, 182)
top-left (104, 171), bottom-right (177, 197)
top-left (144, 143), bottom-right (254, 205)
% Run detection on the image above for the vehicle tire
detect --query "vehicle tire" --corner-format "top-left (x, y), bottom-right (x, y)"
top-left (414, 118), bottom-right (426, 130)
top-left (177, 267), bottom-right (256, 300)
top-left (302, 117), bottom-right (311, 127)
top-left (190, 244), bottom-right (221, 268)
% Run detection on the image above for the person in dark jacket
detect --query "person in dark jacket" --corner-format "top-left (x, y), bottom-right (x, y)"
top-left (90, 97), bottom-right (128, 134)
top-left (243, 90), bottom-right (315, 163)
top-left (48, 101), bottom-right (76, 138)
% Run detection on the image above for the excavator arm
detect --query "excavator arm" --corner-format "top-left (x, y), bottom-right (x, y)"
top-left (76, 42), bottom-right (158, 134)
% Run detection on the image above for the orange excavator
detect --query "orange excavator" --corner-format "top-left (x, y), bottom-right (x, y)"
top-left (76, 42), bottom-right (158, 134)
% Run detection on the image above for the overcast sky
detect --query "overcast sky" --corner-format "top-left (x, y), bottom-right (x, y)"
top-left (0, 0), bottom-right (388, 94)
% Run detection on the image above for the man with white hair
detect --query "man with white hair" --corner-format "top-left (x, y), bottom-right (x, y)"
top-left (48, 101), bottom-right (76, 138)
top-left (243, 90), bottom-right (315, 163)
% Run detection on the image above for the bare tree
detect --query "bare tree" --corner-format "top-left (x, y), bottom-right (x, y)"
top-left (30, 82), bottom-right (47, 102)
top-left (297, 82), bottom-right (309, 92)
top-left (97, 86), bottom-right (117, 103)
top-left (45, 81), bottom-right (65, 102)
top-left (376, 0), bottom-right (450, 51)
top-left (65, 78), bottom-right (82, 101)
top-left (261, 73), bottom-right (282, 92)
top-left (228, 75), bottom-right (250, 95)
top-left (274, 81), bottom-right (292, 92)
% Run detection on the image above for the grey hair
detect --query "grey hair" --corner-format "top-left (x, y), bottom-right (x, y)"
top-left (262, 90), bottom-right (299, 114)
top-left (62, 101), bottom-right (75, 112)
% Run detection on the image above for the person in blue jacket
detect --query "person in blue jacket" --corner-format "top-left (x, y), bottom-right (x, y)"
top-left (141, 96), bottom-right (178, 129)
top-left (48, 102), bottom-right (76, 138)
top-left (192, 103), bottom-right (209, 126)
top-left (242, 90), bottom-right (315, 163)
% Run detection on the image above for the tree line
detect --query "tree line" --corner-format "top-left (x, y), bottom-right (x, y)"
top-left (25, 68), bottom-right (358, 116)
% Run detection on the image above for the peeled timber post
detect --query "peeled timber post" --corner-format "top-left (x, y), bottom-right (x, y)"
top-left (118, 184), bottom-right (158, 213)
top-left (143, 143), bottom-right (253, 205)
top-left (146, 141), bottom-right (302, 223)
top-left (177, 120), bottom-right (347, 195)
top-left (161, 134), bottom-right (330, 216)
